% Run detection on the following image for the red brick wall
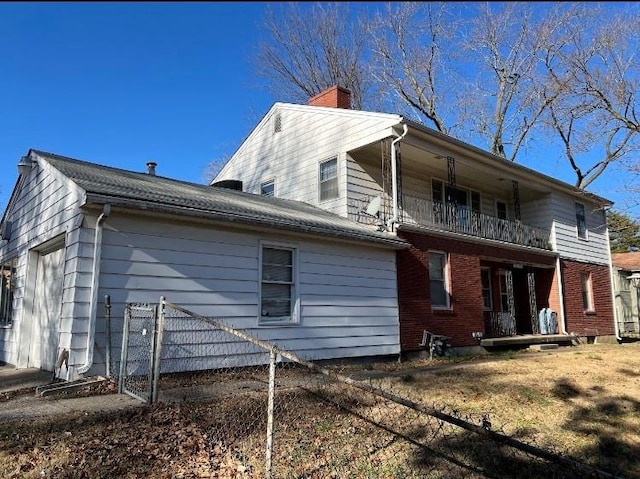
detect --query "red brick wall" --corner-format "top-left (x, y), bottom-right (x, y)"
top-left (396, 230), bottom-right (557, 350)
top-left (308, 86), bottom-right (351, 109)
top-left (561, 259), bottom-right (615, 336)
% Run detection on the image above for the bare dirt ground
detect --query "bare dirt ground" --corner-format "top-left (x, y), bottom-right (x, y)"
top-left (0, 342), bottom-right (638, 478)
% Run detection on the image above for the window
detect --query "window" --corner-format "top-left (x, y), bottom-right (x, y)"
top-left (260, 245), bottom-right (297, 324)
top-left (481, 268), bottom-right (493, 310)
top-left (575, 202), bottom-right (587, 239)
top-left (581, 272), bottom-right (594, 311)
top-left (0, 258), bottom-right (17, 327)
top-left (496, 201), bottom-right (507, 220)
top-left (261, 180), bottom-right (275, 197)
top-left (429, 251), bottom-right (450, 308)
top-left (498, 270), bottom-right (510, 312)
top-left (319, 158), bottom-right (338, 201)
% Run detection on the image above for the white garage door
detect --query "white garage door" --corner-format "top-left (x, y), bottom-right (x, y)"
top-left (27, 246), bottom-right (65, 370)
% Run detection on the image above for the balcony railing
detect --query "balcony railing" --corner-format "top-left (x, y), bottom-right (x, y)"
top-left (401, 195), bottom-right (551, 250)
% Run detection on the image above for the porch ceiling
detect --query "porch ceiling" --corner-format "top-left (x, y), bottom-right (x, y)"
top-left (350, 141), bottom-right (551, 202)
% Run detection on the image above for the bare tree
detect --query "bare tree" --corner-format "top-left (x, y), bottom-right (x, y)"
top-left (544, 6), bottom-right (640, 189)
top-left (253, 2), bottom-right (370, 109)
top-left (368, 2), bottom-right (461, 134)
top-left (250, 2), bottom-right (640, 190)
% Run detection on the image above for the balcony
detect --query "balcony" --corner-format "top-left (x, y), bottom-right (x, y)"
top-left (401, 195), bottom-right (551, 250)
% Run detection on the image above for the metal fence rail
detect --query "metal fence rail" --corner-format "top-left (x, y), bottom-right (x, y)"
top-left (115, 298), bottom-right (624, 479)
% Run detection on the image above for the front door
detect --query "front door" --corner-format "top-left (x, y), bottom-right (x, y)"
top-left (498, 269), bottom-right (516, 335)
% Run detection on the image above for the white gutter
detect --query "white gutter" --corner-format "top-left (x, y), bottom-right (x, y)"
top-left (78, 204), bottom-right (111, 375)
top-left (387, 124), bottom-right (409, 231)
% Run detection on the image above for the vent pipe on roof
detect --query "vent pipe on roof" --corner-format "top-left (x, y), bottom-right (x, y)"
top-left (146, 162), bottom-right (157, 175)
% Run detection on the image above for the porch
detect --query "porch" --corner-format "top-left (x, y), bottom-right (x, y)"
top-left (480, 334), bottom-right (575, 348)
top-left (400, 195), bottom-right (551, 250)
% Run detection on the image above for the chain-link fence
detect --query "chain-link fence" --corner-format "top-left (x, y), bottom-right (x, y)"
top-left (114, 298), bottom-right (624, 479)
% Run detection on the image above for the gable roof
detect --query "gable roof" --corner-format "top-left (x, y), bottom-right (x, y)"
top-left (612, 252), bottom-right (640, 271)
top-left (30, 150), bottom-right (407, 249)
top-left (220, 101), bottom-right (611, 207)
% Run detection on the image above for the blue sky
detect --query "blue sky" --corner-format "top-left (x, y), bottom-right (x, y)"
top-left (0, 2), bottom-right (636, 217)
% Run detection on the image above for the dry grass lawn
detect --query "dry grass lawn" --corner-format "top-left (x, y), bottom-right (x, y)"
top-left (0, 341), bottom-right (638, 478)
top-left (354, 341), bottom-right (640, 477)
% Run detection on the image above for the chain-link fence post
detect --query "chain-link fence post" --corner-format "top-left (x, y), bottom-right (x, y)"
top-left (104, 294), bottom-right (112, 377)
top-left (265, 348), bottom-right (277, 479)
top-left (151, 296), bottom-right (166, 404)
top-left (118, 305), bottom-right (130, 394)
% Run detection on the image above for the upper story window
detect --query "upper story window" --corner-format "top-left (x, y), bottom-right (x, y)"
top-left (581, 272), bottom-right (594, 311)
top-left (429, 251), bottom-right (450, 309)
top-left (0, 258), bottom-right (17, 327)
top-left (260, 245), bottom-right (297, 324)
top-left (261, 179), bottom-right (275, 197)
top-left (496, 201), bottom-right (507, 220)
top-left (319, 158), bottom-right (338, 201)
top-left (432, 179), bottom-right (480, 214)
top-left (575, 202), bottom-right (587, 239)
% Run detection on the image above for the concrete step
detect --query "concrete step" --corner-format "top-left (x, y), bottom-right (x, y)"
top-left (528, 343), bottom-right (559, 351)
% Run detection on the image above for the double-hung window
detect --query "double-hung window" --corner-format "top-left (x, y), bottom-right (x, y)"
top-left (261, 180), bottom-right (275, 197)
top-left (319, 158), bottom-right (338, 201)
top-left (0, 258), bottom-right (17, 327)
top-left (260, 245), bottom-right (297, 324)
top-left (575, 202), bottom-right (587, 239)
top-left (581, 272), bottom-right (594, 312)
top-left (429, 251), bottom-right (450, 308)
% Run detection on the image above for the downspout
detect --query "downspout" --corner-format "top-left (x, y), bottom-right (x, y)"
top-left (387, 123), bottom-right (409, 232)
top-left (555, 256), bottom-right (568, 335)
top-left (78, 204), bottom-right (111, 375)
top-left (604, 217), bottom-right (622, 341)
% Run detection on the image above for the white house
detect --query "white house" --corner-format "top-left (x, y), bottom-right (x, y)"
top-left (0, 149), bottom-right (407, 379)
top-left (214, 86), bottom-right (617, 352)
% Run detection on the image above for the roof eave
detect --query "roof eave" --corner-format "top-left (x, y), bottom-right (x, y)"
top-left (83, 193), bottom-right (408, 250)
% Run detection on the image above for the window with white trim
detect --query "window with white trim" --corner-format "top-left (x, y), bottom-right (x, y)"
top-left (496, 201), bottom-right (508, 220)
top-left (319, 158), bottom-right (338, 201)
top-left (429, 251), bottom-right (450, 308)
top-left (0, 258), bottom-right (17, 327)
top-left (261, 180), bottom-right (275, 197)
top-left (581, 272), bottom-right (594, 311)
top-left (260, 245), bottom-right (297, 324)
top-left (575, 202), bottom-right (587, 239)
top-left (481, 268), bottom-right (493, 310)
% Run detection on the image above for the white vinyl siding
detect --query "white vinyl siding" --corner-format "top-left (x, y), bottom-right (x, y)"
top-left (0, 156), bottom-right (87, 370)
top-left (214, 105), bottom-right (400, 218)
top-left (550, 193), bottom-right (609, 264)
top-left (98, 215), bottom-right (400, 373)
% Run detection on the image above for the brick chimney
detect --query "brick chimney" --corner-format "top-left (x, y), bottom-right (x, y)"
top-left (309, 86), bottom-right (351, 109)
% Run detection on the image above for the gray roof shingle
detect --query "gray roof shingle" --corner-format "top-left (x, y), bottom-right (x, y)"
top-left (33, 150), bottom-right (406, 249)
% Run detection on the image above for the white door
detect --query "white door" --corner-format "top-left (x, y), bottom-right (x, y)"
top-left (27, 247), bottom-right (64, 370)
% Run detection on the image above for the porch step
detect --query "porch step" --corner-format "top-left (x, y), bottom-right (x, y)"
top-left (528, 343), bottom-right (559, 351)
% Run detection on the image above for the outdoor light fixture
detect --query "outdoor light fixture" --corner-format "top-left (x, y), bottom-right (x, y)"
top-left (628, 272), bottom-right (640, 289)
top-left (17, 156), bottom-right (35, 176)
